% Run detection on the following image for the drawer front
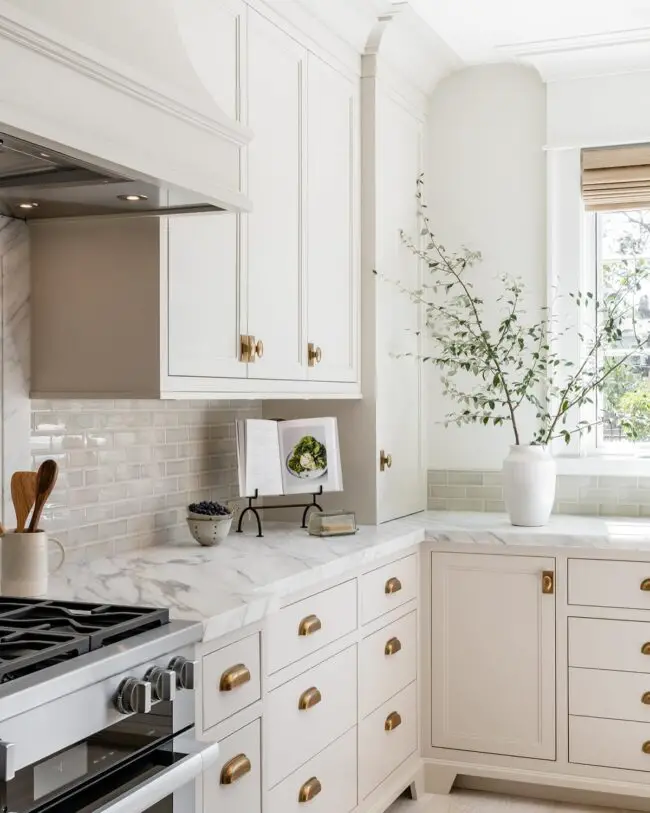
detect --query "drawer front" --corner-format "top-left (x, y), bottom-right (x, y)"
top-left (570, 667), bottom-right (650, 723)
top-left (203, 718), bottom-right (261, 813)
top-left (569, 558), bottom-right (650, 610)
top-left (266, 728), bottom-right (357, 813)
top-left (266, 645), bottom-right (357, 788)
top-left (358, 681), bottom-right (417, 800)
top-left (266, 579), bottom-right (357, 674)
top-left (360, 555), bottom-right (418, 626)
top-left (570, 715), bottom-right (650, 772)
top-left (203, 633), bottom-right (261, 730)
top-left (569, 617), bottom-right (650, 673)
top-left (359, 611), bottom-right (417, 718)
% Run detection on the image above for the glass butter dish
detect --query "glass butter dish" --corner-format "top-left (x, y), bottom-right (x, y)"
top-left (308, 510), bottom-right (358, 537)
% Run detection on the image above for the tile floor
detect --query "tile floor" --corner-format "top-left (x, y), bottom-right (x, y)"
top-left (388, 790), bottom-right (630, 813)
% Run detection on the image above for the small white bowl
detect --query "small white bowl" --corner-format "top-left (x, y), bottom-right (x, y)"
top-left (186, 515), bottom-right (233, 546)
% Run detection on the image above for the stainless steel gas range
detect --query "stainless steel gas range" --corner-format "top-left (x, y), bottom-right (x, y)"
top-left (0, 597), bottom-right (214, 813)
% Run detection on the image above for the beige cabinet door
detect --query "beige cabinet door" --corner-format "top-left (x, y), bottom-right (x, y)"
top-left (430, 552), bottom-right (556, 759)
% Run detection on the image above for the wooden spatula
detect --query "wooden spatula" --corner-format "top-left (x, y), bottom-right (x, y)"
top-left (27, 459), bottom-right (59, 533)
top-left (11, 470), bottom-right (37, 532)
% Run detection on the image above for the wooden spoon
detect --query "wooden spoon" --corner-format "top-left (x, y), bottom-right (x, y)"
top-left (27, 459), bottom-right (59, 533)
top-left (11, 471), bottom-right (37, 532)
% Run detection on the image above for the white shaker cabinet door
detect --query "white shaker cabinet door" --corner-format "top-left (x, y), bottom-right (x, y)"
top-left (246, 11), bottom-right (306, 381)
top-left (306, 53), bottom-right (359, 383)
top-left (430, 552), bottom-right (556, 760)
top-left (167, 213), bottom-right (246, 380)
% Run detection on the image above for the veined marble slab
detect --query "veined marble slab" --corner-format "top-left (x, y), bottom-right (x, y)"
top-left (46, 511), bottom-right (650, 641)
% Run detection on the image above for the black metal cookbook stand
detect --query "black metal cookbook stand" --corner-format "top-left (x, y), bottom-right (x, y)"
top-left (236, 486), bottom-right (323, 538)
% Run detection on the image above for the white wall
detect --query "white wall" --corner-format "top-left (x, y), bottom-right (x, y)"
top-left (425, 64), bottom-right (547, 470)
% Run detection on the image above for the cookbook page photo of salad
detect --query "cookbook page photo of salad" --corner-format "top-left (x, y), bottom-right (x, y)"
top-left (278, 417), bottom-right (343, 495)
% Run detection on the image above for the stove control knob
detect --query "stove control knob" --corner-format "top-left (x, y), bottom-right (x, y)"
top-left (115, 678), bottom-right (152, 715)
top-left (145, 666), bottom-right (176, 702)
top-left (168, 656), bottom-right (197, 691)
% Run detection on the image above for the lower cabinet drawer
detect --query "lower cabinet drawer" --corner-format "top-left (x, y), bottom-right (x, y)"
top-left (266, 645), bottom-right (357, 788)
top-left (569, 617), bottom-right (650, 673)
top-left (570, 715), bottom-right (650, 772)
top-left (360, 554), bottom-right (417, 625)
top-left (570, 667), bottom-right (650, 723)
top-left (203, 718), bottom-right (261, 813)
top-left (359, 610), bottom-right (417, 718)
top-left (358, 680), bottom-right (417, 800)
top-left (202, 633), bottom-right (261, 730)
top-left (266, 727), bottom-right (357, 813)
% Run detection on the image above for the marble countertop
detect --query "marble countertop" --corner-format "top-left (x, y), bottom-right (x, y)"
top-left (46, 511), bottom-right (650, 641)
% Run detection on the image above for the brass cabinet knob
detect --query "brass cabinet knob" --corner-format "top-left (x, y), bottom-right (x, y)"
top-left (385, 637), bottom-right (402, 657)
top-left (298, 686), bottom-right (322, 711)
top-left (385, 577), bottom-right (402, 595)
top-left (219, 663), bottom-right (251, 692)
top-left (255, 339), bottom-right (264, 359)
top-left (541, 571), bottom-right (554, 595)
top-left (379, 450), bottom-right (393, 472)
top-left (642, 643), bottom-right (650, 656)
top-left (220, 753), bottom-right (251, 785)
top-left (307, 342), bottom-right (322, 366)
top-left (298, 614), bottom-right (322, 636)
top-left (385, 711), bottom-right (402, 732)
top-left (643, 741), bottom-right (650, 755)
top-left (642, 692), bottom-right (650, 705)
top-left (298, 776), bottom-right (322, 803)
top-left (641, 579), bottom-right (650, 591)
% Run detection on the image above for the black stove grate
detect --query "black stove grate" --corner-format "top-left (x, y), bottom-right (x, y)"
top-left (0, 626), bottom-right (89, 683)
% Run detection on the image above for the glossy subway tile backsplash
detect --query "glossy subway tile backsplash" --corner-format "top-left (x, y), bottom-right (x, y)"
top-left (31, 399), bottom-right (262, 560)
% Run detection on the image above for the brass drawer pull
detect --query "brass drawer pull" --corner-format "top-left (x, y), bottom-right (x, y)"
top-left (642, 692), bottom-right (650, 705)
top-left (298, 776), bottom-right (322, 803)
top-left (541, 571), bottom-right (554, 594)
top-left (385, 637), bottom-right (402, 656)
top-left (385, 711), bottom-right (402, 732)
top-left (642, 642), bottom-right (650, 656)
top-left (298, 614), bottom-right (322, 636)
top-left (298, 686), bottom-right (322, 711)
top-left (219, 663), bottom-right (251, 692)
top-left (385, 577), bottom-right (402, 595)
top-left (220, 753), bottom-right (251, 785)
top-left (643, 741), bottom-right (650, 755)
top-left (641, 579), bottom-right (650, 592)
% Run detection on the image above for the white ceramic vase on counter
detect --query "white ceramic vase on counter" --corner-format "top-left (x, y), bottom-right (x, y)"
top-left (502, 445), bottom-right (556, 527)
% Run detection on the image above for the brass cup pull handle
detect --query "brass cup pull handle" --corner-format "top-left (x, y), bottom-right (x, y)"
top-left (642, 692), bottom-right (650, 705)
top-left (541, 571), bottom-right (554, 595)
top-left (219, 663), bottom-right (251, 692)
top-left (642, 642), bottom-right (650, 656)
top-left (298, 686), bottom-right (322, 711)
top-left (220, 753), bottom-right (252, 785)
top-left (379, 450), bottom-right (393, 471)
top-left (298, 614), bottom-right (322, 636)
top-left (385, 711), bottom-right (402, 732)
top-left (385, 577), bottom-right (402, 595)
top-left (643, 741), bottom-right (650, 755)
top-left (641, 579), bottom-right (650, 592)
top-left (255, 339), bottom-right (264, 359)
top-left (385, 637), bottom-right (402, 656)
top-left (298, 776), bottom-right (322, 803)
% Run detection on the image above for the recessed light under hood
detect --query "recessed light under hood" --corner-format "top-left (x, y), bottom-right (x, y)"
top-left (0, 131), bottom-right (233, 220)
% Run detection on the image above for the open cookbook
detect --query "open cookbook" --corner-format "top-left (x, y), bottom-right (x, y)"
top-left (236, 417), bottom-right (343, 497)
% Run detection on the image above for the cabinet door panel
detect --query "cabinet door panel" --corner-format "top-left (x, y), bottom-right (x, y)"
top-left (247, 11), bottom-right (305, 381)
top-left (430, 552), bottom-right (556, 759)
top-left (306, 54), bottom-right (358, 383)
top-left (167, 213), bottom-right (246, 379)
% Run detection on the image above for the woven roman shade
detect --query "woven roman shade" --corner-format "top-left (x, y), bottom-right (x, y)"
top-left (582, 144), bottom-right (650, 212)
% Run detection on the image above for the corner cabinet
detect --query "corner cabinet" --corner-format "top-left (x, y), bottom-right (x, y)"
top-left (430, 552), bottom-right (556, 760)
top-left (29, 5), bottom-right (360, 400)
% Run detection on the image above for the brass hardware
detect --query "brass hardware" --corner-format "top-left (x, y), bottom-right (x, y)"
top-left (541, 571), bottom-right (554, 595)
top-left (308, 342), bottom-right (322, 366)
top-left (254, 339), bottom-right (264, 359)
top-left (298, 686), bottom-right (322, 711)
top-left (641, 579), bottom-right (650, 592)
top-left (385, 577), bottom-right (402, 595)
top-left (642, 642), bottom-right (650, 656)
top-left (240, 334), bottom-right (253, 363)
top-left (385, 637), bottom-right (402, 656)
top-left (385, 711), bottom-right (402, 732)
top-left (379, 450), bottom-right (393, 472)
top-left (219, 663), bottom-right (251, 692)
top-left (298, 776), bottom-right (322, 803)
top-left (298, 614), bottom-right (322, 636)
top-left (220, 753), bottom-right (252, 785)
top-left (643, 741), bottom-right (650, 755)
top-left (642, 692), bottom-right (650, 705)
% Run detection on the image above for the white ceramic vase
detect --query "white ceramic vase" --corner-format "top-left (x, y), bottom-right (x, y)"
top-left (502, 444), bottom-right (556, 527)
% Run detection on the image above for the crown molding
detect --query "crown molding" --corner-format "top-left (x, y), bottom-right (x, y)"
top-left (497, 26), bottom-right (650, 58)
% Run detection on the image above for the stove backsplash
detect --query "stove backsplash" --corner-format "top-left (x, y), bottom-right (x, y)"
top-left (31, 399), bottom-right (261, 560)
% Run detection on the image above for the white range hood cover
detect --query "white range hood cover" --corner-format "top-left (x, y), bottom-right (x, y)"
top-left (0, 0), bottom-right (252, 212)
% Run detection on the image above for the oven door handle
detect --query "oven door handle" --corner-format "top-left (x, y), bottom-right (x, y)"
top-left (94, 738), bottom-right (220, 813)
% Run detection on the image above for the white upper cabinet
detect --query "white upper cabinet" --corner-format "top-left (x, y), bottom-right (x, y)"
top-left (246, 11), bottom-right (306, 382)
top-left (306, 54), bottom-right (359, 383)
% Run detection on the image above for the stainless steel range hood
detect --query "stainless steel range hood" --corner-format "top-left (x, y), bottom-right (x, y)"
top-left (0, 131), bottom-right (229, 220)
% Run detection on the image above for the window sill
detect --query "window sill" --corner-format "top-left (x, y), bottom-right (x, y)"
top-left (556, 455), bottom-right (650, 477)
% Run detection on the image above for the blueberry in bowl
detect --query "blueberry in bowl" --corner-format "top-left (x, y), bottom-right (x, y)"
top-left (187, 501), bottom-right (233, 546)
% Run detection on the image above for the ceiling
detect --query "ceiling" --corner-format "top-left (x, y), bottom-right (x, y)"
top-left (408, 0), bottom-right (650, 80)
